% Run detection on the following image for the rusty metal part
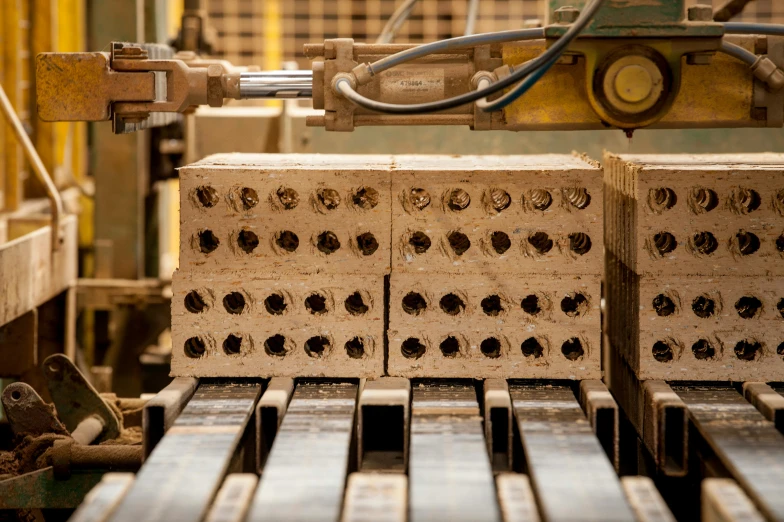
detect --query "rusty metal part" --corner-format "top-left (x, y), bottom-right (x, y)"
top-left (77, 279), bottom-right (171, 310)
top-left (579, 380), bottom-right (619, 472)
top-left (0, 83), bottom-right (64, 252)
top-left (142, 377), bottom-right (198, 459)
top-left (509, 384), bottom-right (635, 522)
top-left (255, 377), bottom-right (294, 473)
top-left (342, 472), bottom-right (408, 522)
top-left (42, 354), bottom-right (121, 443)
top-left (0, 467), bottom-right (105, 509)
top-left (247, 382), bottom-right (357, 522)
top-left (1, 382), bottom-right (68, 437)
top-left (204, 473), bottom-right (258, 522)
top-left (702, 478), bottom-right (765, 522)
top-left (676, 386), bottom-right (784, 521)
top-left (742, 382), bottom-right (784, 433)
top-left (484, 378), bottom-right (513, 472)
top-left (713, 0), bottom-right (755, 22)
top-left (111, 382), bottom-right (261, 522)
top-left (358, 377), bottom-right (410, 472)
top-left (409, 381), bottom-right (501, 522)
top-left (49, 439), bottom-right (142, 479)
top-left (69, 472), bottom-right (135, 522)
top-left (495, 473), bottom-right (541, 522)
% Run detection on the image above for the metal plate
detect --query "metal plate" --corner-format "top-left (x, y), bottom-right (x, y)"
top-left (108, 382), bottom-right (261, 522)
top-left (510, 384), bottom-right (636, 522)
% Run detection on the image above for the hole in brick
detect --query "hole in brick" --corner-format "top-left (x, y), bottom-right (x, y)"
top-left (440, 293), bottom-right (465, 315)
top-left (778, 342), bottom-right (784, 357)
top-left (345, 337), bottom-right (365, 359)
top-left (561, 293), bottom-right (588, 317)
top-left (264, 335), bottom-right (287, 357)
top-left (569, 233), bottom-right (592, 255)
top-left (490, 231), bottom-right (511, 254)
top-left (652, 341), bottom-right (674, 362)
top-left (237, 230), bottom-right (259, 253)
top-left (693, 188), bottom-right (718, 213)
top-left (276, 230), bottom-right (299, 252)
top-left (777, 234), bottom-right (784, 252)
top-left (692, 339), bottom-right (715, 360)
top-left (305, 293), bottom-right (328, 315)
top-left (184, 337), bottom-right (206, 358)
top-left (736, 188), bottom-right (761, 214)
top-left (561, 338), bottom-right (584, 360)
top-left (528, 232), bottom-right (553, 254)
top-left (778, 298), bottom-right (784, 318)
top-left (223, 334), bottom-right (242, 355)
top-left (440, 336), bottom-right (460, 357)
top-left (409, 231), bottom-right (432, 253)
top-left (778, 189), bottom-right (784, 208)
top-left (240, 187), bottom-right (258, 209)
top-left (317, 188), bottom-right (341, 210)
top-left (345, 292), bottom-right (369, 315)
top-left (653, 232), bottom-right (677, 255)
top-left (692, 231), bottom-right (718, 255)
top-left (735, 296), bottom-right (762, 319)
top-left (198, 230), bottom-right (220, 253)
top-left (447, 231), bottom-right (471, 255)
top-left (529, 189), bottom-right (553, 210)
top-left (305, 336), bottom-right (330, 358)
top-left (401, 338), bottom-right (426, 359)
top-left (736, 231), bottom-right (761, 256)
top-left (692, 295), bottom-right (716, 318)
top-left (402, 292), bottom-right (427, 315)
top-left (489, 188), bottom-right (511, 212)
top-left (481, 295), bottom-right (504, 316)
top-left (448, 188), bottom-right (471, 211)
top-left (223, 292), bottom-right (246, 314)
top-left (276, 187), bottom-right (299, 209)
top-left (521, 295), bottom-right (541, 315)
top-left (480, 337), bottom-right (502, 358)
top-left (564, 187), bottom-right (591, 209)
top-left (184, 291), bottom-right (207, 313)
top-left (650, 187), bottom-right (677, 211)
top-left (264, 293), bottom-right (287, 315)
top-left (409, 188), bottom-right (431, 210)
top-left (653, 294), bottom-right (676, 316)
top-left (317, 231), bottom-right (341, 254)
top-left (196, 186), bottom-right (218, 208)
top-left (352, 186), bottom-right (379, 209)
top-left (521, 337), bottom-right (544, 358)
top-left (734, 339), bottom-right (761, 361)
top-left (356, 232), bottom-right (379, 255)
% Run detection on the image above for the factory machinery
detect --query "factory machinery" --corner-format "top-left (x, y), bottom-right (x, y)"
top-left (4, 0), bottom-right (784, 520)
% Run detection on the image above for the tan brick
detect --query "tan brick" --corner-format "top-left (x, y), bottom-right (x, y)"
top-left (170, 270), bottom-right (384, 377)
top-left (179, 153), bottom-right (393, 276)
top-left (387, 272), bottom-right (601, 379)
top-left (604, 153), bottom-right (784, 277)
top-left (391, 155), bottom-right (602, 275)
top-left (605, 253), bottom-right (784, 381)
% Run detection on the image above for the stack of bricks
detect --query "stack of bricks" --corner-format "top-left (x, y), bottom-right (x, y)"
top-left (604, 153), bottom-right (784, 381)
top-left (386, 155), bottom-right (603, 379)
top-left (171, 154), bottom-right (393, 378)
top-left (170, 153), bottom-right (603, 380)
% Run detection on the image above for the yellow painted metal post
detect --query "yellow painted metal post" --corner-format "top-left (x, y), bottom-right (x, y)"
top-left (0, 2), bottom-right (5, 213)
top-left (2, 0), bottom-right (26, 212)
top-left (32, 0), bottom-right (58, 193)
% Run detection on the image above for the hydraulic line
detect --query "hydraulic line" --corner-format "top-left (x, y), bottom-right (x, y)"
top-left (464, 0), bottom-right (480, 36)
top-left (377, 0), bottom-right (419, 44)
top-left (719, 40), bottom-right (758, 66)
top-left (337, 0), bottom-right (604, 114)
top-left (476, 54), bottom-right (560, 112)
top-left (723, 22), bottom-right (784, 36)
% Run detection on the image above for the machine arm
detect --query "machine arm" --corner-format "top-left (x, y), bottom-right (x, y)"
top-left (35, 5), bottom-right (784, 133)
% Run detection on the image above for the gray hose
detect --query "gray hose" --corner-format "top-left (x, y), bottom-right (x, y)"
top-left (723, 22), bottom-right (784, 36)
top-left (719, 40), bottom-right (758, 66)
top-left (377, 0), bottom-right (419, 44)
top-left (368, 27), bottom-right (545, 77)
top-left (464, 0), bottom-right (480, 36)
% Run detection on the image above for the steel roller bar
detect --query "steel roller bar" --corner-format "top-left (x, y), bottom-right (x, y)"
top-left (239, 71), bottom-right (313, 99)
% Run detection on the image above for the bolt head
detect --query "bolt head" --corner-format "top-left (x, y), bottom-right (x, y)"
top-left (554, 6), bottom-right (580, 24)
top-left (687, 4), bottom-right (713, 22)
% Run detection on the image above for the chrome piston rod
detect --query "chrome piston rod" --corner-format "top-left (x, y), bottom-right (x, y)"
top-left (239, 70), bottom-right (313, 99)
